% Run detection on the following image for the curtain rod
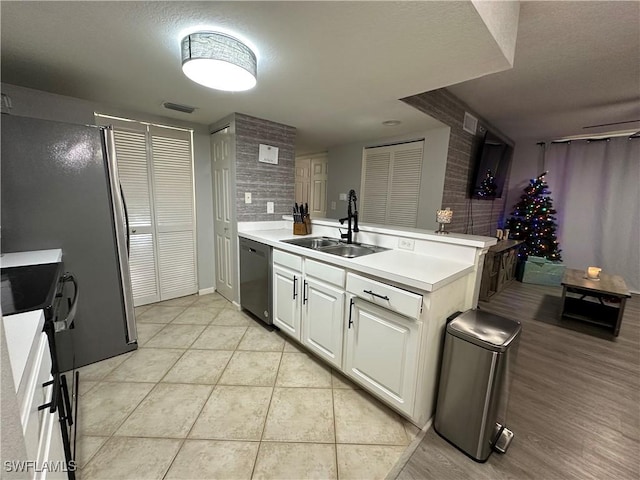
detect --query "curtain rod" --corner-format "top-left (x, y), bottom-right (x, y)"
top-left (539, 131), bottom-right (640, 144)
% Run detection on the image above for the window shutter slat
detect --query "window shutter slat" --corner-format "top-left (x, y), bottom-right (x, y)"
top-left (388, 145), bottom-right (423, 227)
top-left (361, 151), bottom-right (391, 225)
top-left (151, 136), bottom-right (194, 226)
top-left (114, 130), bottom-right (152, 227)
top-left (361, 141), bottom-right (423, 227)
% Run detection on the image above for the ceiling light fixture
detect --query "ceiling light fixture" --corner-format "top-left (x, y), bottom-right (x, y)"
top-left (382, 120), bottom-right (402, 126)
top-left (181, 31), bottom-right (257, 92)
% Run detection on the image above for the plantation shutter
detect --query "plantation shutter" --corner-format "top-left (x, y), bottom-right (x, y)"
top-left (100, 114), bottom-right (197, 305)
top-left (150, 125), bottom-right (197, 299)
top-left (112, 127), bottom-right (160, 305)
top-left (361, 140), bottom-right (424, 227)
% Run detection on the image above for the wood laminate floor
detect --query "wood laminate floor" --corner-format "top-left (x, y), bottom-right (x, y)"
top-left (395, 281), bottom-right (639, 480)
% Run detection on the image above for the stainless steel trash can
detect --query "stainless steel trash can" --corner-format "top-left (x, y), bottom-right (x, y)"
top-left (434, 309), bottom-right (521, 462)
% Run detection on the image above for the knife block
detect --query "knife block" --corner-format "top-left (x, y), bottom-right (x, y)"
top-left (293, 223), bottom-right (308, 235)
top-left (293, 216), bottom-right (312, 235)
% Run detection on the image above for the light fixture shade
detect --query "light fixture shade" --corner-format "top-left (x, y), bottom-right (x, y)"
top-left (181, 32), bottom-right (257, 91)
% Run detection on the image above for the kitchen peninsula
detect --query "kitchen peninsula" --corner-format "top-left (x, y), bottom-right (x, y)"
top-left (239, 217), bottom-right (496, 428)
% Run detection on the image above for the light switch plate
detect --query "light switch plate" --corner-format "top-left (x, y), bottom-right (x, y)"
top-left (330, 201), bottom-right (336, 210)
top-left (245, 192), bottom-right (252, 204)
top-left (267, 201), bottom-right (274, 213)
top-left (339, 193), bottom-right (347, 201)
top-left (398, 238), bottom-right (415, 251)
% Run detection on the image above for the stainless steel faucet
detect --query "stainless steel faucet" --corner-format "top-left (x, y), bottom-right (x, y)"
top-left (339, 189), bottom-right (359, 244)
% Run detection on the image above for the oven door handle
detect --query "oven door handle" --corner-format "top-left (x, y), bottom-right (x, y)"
top-left (59, 273), bottom-right (79, 330)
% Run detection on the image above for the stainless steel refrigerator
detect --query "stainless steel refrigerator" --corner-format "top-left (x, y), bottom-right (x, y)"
top-left (1, 114), bottom-right (137, 370)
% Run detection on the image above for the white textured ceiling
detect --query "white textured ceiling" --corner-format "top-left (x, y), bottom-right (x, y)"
top-left (448, 1), bottom-right (640, 142)
top-left (4, 2), bottom-right (634, 150)
top-left (0, 1), bottom-right (512, 153)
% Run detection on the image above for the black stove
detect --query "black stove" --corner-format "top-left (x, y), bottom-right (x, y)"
top-left (1, 262), bottom-right (63, 317)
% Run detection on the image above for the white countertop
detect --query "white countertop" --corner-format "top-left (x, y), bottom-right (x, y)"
top-left (3, 310), bottom-right (45, 392)
top-left (1, 249), bottom-right (62, 268)
top-left (239, 228), bottom-right (475, 292)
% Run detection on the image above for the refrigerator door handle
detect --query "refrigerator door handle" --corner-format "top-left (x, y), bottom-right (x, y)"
top-left (103, 127), bottom-right (138, 344)
top-left (120, 183), bottom-right (130, 257)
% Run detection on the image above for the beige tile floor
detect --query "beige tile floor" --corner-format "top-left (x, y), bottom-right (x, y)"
top-left (76, 293), bottom-right (420, 480)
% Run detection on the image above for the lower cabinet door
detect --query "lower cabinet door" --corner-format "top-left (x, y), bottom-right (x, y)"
top-left (36, 408), bottom-right (67, 480)
top-left (272, 264), bottom-right (301, 340)
top-left (345, 296), bottom-right (421, 416)
top-left (302, 277), bottom-right (345, 369)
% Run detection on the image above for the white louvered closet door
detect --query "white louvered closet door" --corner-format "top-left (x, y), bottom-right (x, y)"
top-left (113, 127), bottom-right (160, 306)
top-left (150, 125), bottom-right (197, 300)
top-left (361, 140), bottom-right (424, 227)
top-left (360, 148), bottom-right (391, 225)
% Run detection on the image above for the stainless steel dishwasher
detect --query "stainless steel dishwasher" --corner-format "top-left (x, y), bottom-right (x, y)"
top-left (239, 237), bottom-right (272, 325)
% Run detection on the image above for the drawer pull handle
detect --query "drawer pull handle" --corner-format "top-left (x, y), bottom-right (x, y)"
top-left (38, 375), bottom-right (60, 414)
top-left (303, 280), bottom-right (308, 305)
top-left (293, 276), bottom-right (298, 300)
top-left (348, 298), bottom-right (355, 328)
top-left (363, 289), bottom-right (390, 301)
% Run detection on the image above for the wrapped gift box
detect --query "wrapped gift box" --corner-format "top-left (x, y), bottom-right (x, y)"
top-left (521, 256), bottom-right (566, 286)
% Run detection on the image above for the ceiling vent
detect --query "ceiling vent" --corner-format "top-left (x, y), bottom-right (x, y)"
top-left (462, 112), bottom-right (478, 135)
top-left (163, 102), bottom-right (196, 114)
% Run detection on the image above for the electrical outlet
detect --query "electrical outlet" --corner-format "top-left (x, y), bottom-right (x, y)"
top-left (330, 201), bottom-right (336, 210)
top-left (267, 201), bottom-right (274, 213)
top-left (339, 193), bottom-right (347, 201)
top-left (245, 192), bottom-right (252, 204)
top-left (398, 238), bottom-right (415, 251)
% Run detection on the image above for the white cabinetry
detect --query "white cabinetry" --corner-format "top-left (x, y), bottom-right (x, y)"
top-left (345, 296), bottom-right (420, 416)
top-left (267, 242), bottom-right (471, 428)
top-left (302, 264), bottom-right (345, 369)
top-left (4, 311), bottom-right (67, 479)
top-left (272, 263), bottom-right (302, 338)
top-left (272, 251), bottom-right (345, 368)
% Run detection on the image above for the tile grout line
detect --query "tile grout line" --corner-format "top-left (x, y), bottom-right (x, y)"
top-left (332, 382), bottom-right (340, 480)
top-left (250, 335), bottom-right (286, 479)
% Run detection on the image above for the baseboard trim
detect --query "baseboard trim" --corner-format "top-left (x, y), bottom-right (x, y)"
top-left (198, 287), bottom-right (215, 296)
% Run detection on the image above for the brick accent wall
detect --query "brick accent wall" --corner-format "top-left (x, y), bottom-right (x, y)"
top-left (235, 113), bottom-right (296, 222)
top-left (402, 89), bottom-right (513, 236)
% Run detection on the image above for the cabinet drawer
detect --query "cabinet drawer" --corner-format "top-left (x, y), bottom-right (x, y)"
top-left (21, 332), bottom-right (53, 462)
top-left (305, 259), bottom-right (345, 288)
top-left (273, 249), bottom-right (302, 272)
top-left (346, 273), bottom-right (423, 320)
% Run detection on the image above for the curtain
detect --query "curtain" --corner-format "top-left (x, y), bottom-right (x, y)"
top-left (545, 137), bottom-right (640, 292)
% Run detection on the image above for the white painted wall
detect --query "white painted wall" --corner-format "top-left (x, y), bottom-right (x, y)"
top-left (0, 83), bottom-right (215, 291)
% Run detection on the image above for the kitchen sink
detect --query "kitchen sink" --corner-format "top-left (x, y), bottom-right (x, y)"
top-left (320, 244), bottom-right (388, 258)
top-left (281, 236), bottom-right (389, 258)
top-left (282, 236), bottom-right (342, 249)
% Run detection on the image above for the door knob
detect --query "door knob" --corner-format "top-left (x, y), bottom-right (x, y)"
top-left (131, 229), bottom-right (137, 233)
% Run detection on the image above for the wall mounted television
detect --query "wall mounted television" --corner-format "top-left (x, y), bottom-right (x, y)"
top-left (470, 130), bottom-right (513, 199)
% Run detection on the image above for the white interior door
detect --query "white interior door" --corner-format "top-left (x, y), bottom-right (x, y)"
top-left (113, 128), bottom-right (160, 306)
top-left (310, 155), bottom-right (328, 218)
top-left (106, 115), bottom-right (197, 306)
top-left (150, 126), bottom-right (197, 300)
top-left (211, 129), bottom-right (235, 302)
top-left (295, 157), bottom-right (310, 205)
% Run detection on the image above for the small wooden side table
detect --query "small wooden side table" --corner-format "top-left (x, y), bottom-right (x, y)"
top-left (560, 268), bottom-right (631, 336)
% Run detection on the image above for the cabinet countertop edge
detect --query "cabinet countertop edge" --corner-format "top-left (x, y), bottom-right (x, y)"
top-left (239, 229), bottom-right (475, 293)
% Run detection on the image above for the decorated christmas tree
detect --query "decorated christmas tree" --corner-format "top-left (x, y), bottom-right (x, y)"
top-left (477, 169), bottom-right (498, 197)
top-left (508, 172), bottom-right (562, 261)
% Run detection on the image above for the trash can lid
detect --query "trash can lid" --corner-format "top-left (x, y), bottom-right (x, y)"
top-left (447, 310), bottom-right (521, 352)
